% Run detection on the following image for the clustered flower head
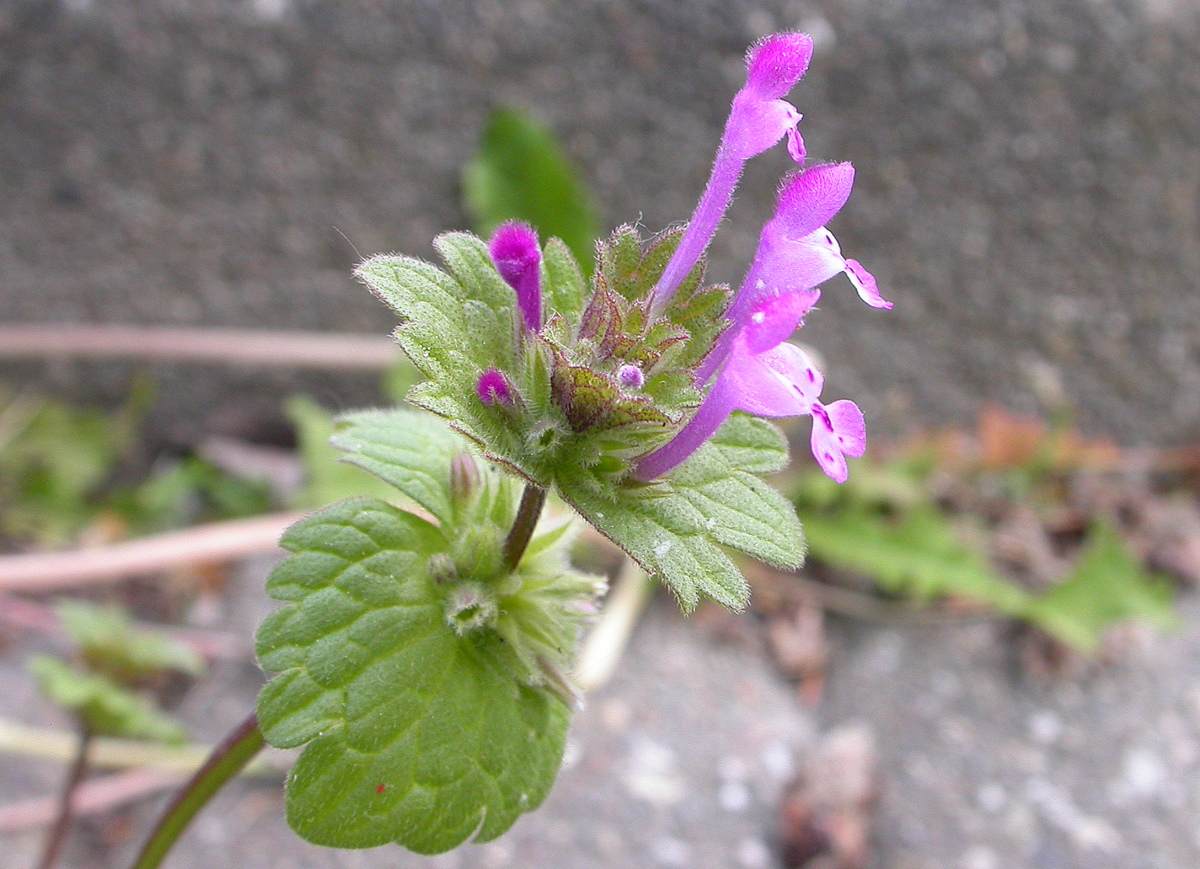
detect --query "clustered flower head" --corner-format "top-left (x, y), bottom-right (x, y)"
top-left (472, 31), bottom-right (889, 485)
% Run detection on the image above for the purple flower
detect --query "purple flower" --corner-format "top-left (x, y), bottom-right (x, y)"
top-left (651, 32), bottom-right (814, 309)
top-left (616, 364), bottom-right (645, 390)
top-left (636, 335), bottom-right (865, 483)
top-left (489, 221), bottom-right (542, 333)
top-left (637, 163), bottom-right (886, 483)
top-left (477, 368), bottom-right (514, 406)
top-left (699, 162), bottom-right (890, 382)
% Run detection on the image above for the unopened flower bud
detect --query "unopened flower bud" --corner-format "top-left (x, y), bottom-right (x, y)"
top-left (477, 368), bottom-right (514, 406)
top-left (616, 364), bottom-right (645, 390)
top-left (489, 222), bottom-right (542, 334)
top-left (449, 451), bottom-right (481, 507)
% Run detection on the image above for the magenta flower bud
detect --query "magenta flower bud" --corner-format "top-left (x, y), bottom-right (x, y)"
top-left (476, 368), bottom-right (513, 406)
top-left (616, 364), bottom-right (645, 390)
top-left (489, 221), bottom-right (542, 333)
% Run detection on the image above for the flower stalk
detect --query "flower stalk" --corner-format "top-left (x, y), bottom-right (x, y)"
top-left (502, 484), bottom-right (548, 573)
top-left (35, 719), bottom-right (92, 869)
top-left (127, 713), bottom-right (264, 869)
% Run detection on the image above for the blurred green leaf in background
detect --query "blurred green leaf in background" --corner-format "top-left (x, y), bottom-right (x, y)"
top-left (1027, 521), bottom-right (1176, 652)
top-left (792, 460), bottom-right (1032, 618)
top-left (29, 599), bottom-right (205, 744)
top-left (463, 106), bottom-right (599, 272)
top-left (30, 655), bottom-right (188, 744)
top-left (0, 380), bottom-right (148, 546)
top-left (790, 457), bottom-right (1176, 651)
top-left (56, 600), bottom-right (205, 684)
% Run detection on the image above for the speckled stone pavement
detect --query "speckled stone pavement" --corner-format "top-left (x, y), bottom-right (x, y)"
top-left (3, 0), bottom-right (1199, 446)
top-left (3, 553), bottom-right (1200, 868)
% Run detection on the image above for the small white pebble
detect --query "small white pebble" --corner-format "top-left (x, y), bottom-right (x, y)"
top-left (253, 0), bottom-right (289, 20)
top-left (651, 837), bottom-right (691, 867)
top-left (736, 838), bottom-right (773, 869)
top-left (719, 781), bottom-right (752, 812)
top-left (960, 845), bottom-right (999, 869)
top-left (977, 782), bottom-right (1007, 814)
top-left (760, 740), bottom-right (794, 782)
top-left (718, 755), bottom-right (748, 782)
top-left (1123, 748), bottom-right (1166, 797)
top-left (1028, 710), bottom-right (1063, 745)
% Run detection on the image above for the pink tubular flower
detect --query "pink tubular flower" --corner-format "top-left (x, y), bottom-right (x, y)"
top-left (731, 163), bottom-right (890, 317)
top-left (699, 162), bottom-right (890, 383)
top-left (636, 335), bottom-right (865, 483)
top-left (651, 32), bottom-right (814, 309)
top-left (489, 221), bottom-right (542, 333)
top-left (637, 163), bottom-right (887, 483)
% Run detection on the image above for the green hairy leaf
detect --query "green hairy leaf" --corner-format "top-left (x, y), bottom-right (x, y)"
top-left (30, 655), bottom-right (187, 743)
top-left (286, 396), bottom-right (398, 509)
top-left (356, 249), bottom-right (534, 480)
top-left (671, 415), bottom-right (805, 568)
top-left (256, 499), bottom-right (570, 852)
top-left (257, 413), bottom-right (599, 853)
top-left (330, 408), bottom-right (471, 525)
top-left (541, 237), bottom-right (588, 326)
top-left (463, 106), bottom-right (599, 271)
top-left (560, 415), bottom-right (803, 611)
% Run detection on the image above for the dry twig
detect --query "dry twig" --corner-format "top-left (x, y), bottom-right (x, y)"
top-left (0, 769), bottom-right (187, 834)
top-left (0, 513), bottom-right (302, 593)
top-left (0, 324), bottom-right (397, 370)
top-left (0, 595), bottom-right (247, 660)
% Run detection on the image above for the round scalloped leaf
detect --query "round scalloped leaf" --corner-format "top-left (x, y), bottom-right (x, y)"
top-left (256, 498), bottom-right (569, 853)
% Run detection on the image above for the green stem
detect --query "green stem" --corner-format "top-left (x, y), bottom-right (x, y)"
top-left (501, 484), bottom-right (547, 573)
top-left (128, 712), bottom-right (264, 869)
top-left (35, 719), bottom-right (91, 869)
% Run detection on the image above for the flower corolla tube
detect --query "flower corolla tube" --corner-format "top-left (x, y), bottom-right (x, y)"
top-left (636, 39), bottom-right (891, 483)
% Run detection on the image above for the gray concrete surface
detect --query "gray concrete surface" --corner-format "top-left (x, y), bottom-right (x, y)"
top-left (5, 555), bottom-right (1200, 867)
top-left (821, 601), bottom-right (1200, 869)
top-left (2, 0), bottom-right (1198, 445)
top-left (0, 558), bottom-right (816, 869)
